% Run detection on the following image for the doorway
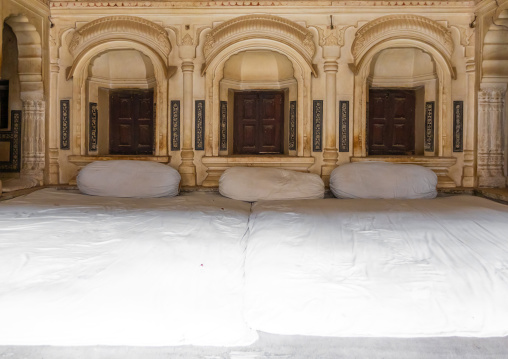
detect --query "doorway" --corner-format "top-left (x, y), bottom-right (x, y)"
top-left (233, 90), bottom-right (284, 155)
top-left (368, 89), bottom-right (415, 155)
top-left (109, 89), bottom-right (154, 155)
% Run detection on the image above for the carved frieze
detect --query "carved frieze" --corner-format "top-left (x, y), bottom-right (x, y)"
top-left (313, 100), bottom-right (323, 152)
top-left (51, 1), bottom-right (476, 8)
top-left (352, 15), bottom-right (454, 59)
top-left (339, 101), bottom-right (349, 153)
top-left (171, 101), bottom-right (181, 151)
top-left (195, 100), bottom-right (205, 151)
top-left (69, 16), bottom-right (171, 58)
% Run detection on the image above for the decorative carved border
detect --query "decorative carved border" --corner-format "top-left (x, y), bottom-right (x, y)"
top-left (289, 101), bottom-right (297, 151)
top-left (453, 101), bottom-right (463, 152)
top-left (425, 101), bottom-right (434, 152)
top-left (339, 101), bottom-right (349, 152)
top-left (313, 100), bottom-right (323, 152)
top-left (171, 100), bottom-right (181, 151)
top-left (220, 101), bottom-right (228, 152)
top-left (195, 100), bottom-right (205, 151)
top-left (0, 110), bottom-right (21, 172)
top-left (69, 16), bottom-right (171, 58)
top-left (60, 100), bottom-right (70, 150)
top-left (89, 103), bottom-right (98, 152)
top-left (352, 15), bottom-right (454, 59)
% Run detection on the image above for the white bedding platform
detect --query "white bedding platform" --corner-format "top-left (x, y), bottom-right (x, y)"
top-left (244, 196), bottom-right (508, 337)
top-left (0, 189), bottom-right (257, 346)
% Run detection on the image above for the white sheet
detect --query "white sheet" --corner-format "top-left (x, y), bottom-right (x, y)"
top-left (0, 189), bottom-right (257, 346)
top-left (244, 196), bottom-right (508, 337)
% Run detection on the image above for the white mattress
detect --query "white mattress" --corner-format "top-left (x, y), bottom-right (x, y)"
top-left (244, 196), bottom-right (508, 337)
top-left (0, 189), bottom-right (257, 346)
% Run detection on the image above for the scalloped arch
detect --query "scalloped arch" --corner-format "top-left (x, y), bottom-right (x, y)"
top-left (69, 16), bottom-right (171, 61)
top-left (202, 14), bottom-right (317, 76)
top-left (352, 15), bottom-right (454, 61)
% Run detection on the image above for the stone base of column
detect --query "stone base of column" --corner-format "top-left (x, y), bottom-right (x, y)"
top-left (462, 166), bottom-right (476, 187)
top-left (321, 147), bottom-right (338, 187)
top-left (178, 149), bottom-right (196, 187)
top-left (461, 150), bottom-right (476, 187)
top-left (478, 153), bottom-right (505, 188)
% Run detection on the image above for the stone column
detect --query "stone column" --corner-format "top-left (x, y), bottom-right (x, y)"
top-left (178, 57), bottom-right (197, 187)
top-left (48, 61), bottom-right (60, 184)
top-left (21, 99), bottom-right (45, 184)
top-left (321, 59), bottom-right (339, 186)
top-left (478, 84), bottom-right (506, 187)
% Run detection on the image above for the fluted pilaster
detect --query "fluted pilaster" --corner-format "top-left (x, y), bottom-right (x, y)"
top-left (321, 60), bottom-right (339, 186)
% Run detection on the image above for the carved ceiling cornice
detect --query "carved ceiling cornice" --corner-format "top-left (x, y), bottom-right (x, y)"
top-left (352, 14), bottom-right (454, 59)
top-left (69, 15), bottom-right (171, 58)
top-left (202, 14), bottom-right (316, 76)
top-left (49, 0), bottom-right (476, 9)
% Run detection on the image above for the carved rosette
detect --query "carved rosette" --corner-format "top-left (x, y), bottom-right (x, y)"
top-left (69, 16), bottom-right (171, 58)
top-left (352, 15), bottom-right (454, 59)
top-left (203, 14), bottom-right (316, 75)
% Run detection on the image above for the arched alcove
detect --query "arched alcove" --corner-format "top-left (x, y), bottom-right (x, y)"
top-left (221, 50), bottom-right (297, 156)
top-left (368, 48), bottom-right (438, 156)
top-left (66, 16), bottom-right (174, 167)
top-left (87, 49), bottom-right (157, 156)
top-left (350, 15), bottom-right (457, 188)
top-left (200, 14), bottom-right (317, 187)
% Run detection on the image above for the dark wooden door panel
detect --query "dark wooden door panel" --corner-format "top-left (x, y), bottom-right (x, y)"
top-left (368, 89), bottom-right (415, 155)
top-left (234, 91), bottom-right (283, 155)
top-left (110, 89), bottom-right (154, 155)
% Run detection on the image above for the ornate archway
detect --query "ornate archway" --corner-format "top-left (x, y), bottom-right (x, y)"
top-left (200, 15), bottom-right (317, 187)
top-left (3, 14), bottom-right (45, 187)
top-left (66, 16), bottom-right (174, 162)
top-left (350, 15), bottom-right (458, 187)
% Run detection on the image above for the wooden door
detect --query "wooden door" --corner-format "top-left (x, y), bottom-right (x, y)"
top-left (110, 89), bottom-right (154, 155)
top-left (0, 81), bottom-right (8, 129)
top-left (234, 91), bottom-right (284, 154)
top-left (368, 89), bottom-right (415, 155)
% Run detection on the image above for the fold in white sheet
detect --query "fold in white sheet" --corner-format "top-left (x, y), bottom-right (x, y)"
top-left (0, 189), bottom-right (257, 346)
top-left (244, 196), bottom-right (508, 337)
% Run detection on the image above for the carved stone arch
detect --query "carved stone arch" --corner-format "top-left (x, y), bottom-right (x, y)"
top-left (68, 41), bottom-right (169, 158)
top-left (67, 16), bottom-right (171, 80)
top-left (352, 38), bottom-right (454, 155)
top-left (351, 15), bottom-right (456, 80)
top-left (202, 14), bottom-right (317, 77)
top-left (4, 14), bottom-right (43, 100)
